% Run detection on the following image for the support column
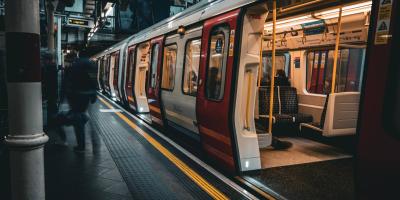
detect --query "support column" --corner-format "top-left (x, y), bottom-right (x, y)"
top-left (57, 16), bottom-right (62, 67)
top-left (4, 0), bottom-right (48, 199)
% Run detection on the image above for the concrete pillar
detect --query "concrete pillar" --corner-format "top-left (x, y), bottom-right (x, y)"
top-left (4, 0), bottom-right (49, 199)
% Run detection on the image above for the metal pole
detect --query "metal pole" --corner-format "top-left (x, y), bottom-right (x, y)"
top-left (331, 7), bottom-right (342, 94)
top-left (47, 0), bottom-right (55, 57)
top-left (268, 0), bottom-right (277, 134)
top-left (4, 0), bottom-right (49, 199)
top-left (57, 16), bottom-right (62, 67)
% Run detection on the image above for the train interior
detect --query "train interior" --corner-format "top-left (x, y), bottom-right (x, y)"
top-left (252, 0), bottom-right (371, 171)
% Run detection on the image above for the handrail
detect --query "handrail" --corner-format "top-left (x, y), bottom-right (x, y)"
top-left (268, 0), bottom-right (277, 134)
top-left (331, 7), bottom-right (343, 94)
top-left (245, 71), bottom-right (253, 130)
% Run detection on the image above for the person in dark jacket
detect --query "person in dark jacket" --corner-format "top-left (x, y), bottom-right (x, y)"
top-left (274, 69), bottom-right (291, 86)
top-left (42, 52), bottom-right (59, 129)
top-left (55, 49), bottom-right (96, 152)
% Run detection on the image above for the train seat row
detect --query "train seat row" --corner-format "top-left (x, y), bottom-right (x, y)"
top-left (258, 86), bottom-right (313, 126)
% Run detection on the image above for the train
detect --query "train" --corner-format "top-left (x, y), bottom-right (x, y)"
top-left (93, 0), bottom-right (399, 197)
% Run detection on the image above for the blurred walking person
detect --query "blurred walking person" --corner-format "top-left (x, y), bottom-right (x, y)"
top-left (55, 49), bottom-right (96, 152)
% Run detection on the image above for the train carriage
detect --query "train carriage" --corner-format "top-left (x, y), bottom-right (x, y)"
top-left (92, 1), bottom-right (399, 197)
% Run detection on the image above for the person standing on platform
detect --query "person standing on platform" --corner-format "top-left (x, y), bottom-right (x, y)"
top-left (55, 49), bottom-right (96, 152)
top-left (42, 52), bottom-right (59, 130)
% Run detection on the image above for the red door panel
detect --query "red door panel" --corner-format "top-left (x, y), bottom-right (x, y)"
top-left (197, 9), bottom-right (240, 173)
top-left (147, 36), bottom-right (164, 125)
top-left (125, 46), bottom-right (137, 111)
top-left (356, 1), bottom-right (400, 199)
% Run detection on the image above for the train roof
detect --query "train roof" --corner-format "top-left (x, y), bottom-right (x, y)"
top-left (92, 0), bottom-right (261, 59)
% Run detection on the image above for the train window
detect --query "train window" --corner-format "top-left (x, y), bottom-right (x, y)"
top-left (149, 44), bottom-right (160, 88)
top-left (206, 25), bottom-right (230, 101)
top-left (112, 52), bottom-right (119, 82)
top-left (127, 49), bottom-right (135, 84)
top-left (261, 53), bottom-right (290, 86)
top-left (161, 44), bottom-right (177, 90)
top-left (306, 48), bottom-right (365, 94)
top-left (182, 39), bottom-right (201, 96)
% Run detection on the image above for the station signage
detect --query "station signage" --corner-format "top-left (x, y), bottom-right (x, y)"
top-left (0, 0), bottom-right (4, 16)
top-left (301, 20), bottom-right (326, 36)
top-left (67, 17), bottom-right (90, 28)
top-left (0, 0), bottom-right (4, 31)
top-left (375, 0), bottom-right (393, 45)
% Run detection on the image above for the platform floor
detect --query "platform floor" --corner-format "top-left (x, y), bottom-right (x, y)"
top-left (0, 96), bottom-right (255, 200)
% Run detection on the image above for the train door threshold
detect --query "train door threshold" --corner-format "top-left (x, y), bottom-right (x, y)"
top-left (238, 135), bottom-right (355, 200)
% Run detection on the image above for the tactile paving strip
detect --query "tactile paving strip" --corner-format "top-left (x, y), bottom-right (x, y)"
top-left (89, 102), bottom-right (212, 200)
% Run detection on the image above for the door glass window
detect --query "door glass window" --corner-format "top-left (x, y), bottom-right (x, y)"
top-left (183, 39), bottom-right (201, 96)
top-left (206, 25), bottom-right (230, 101)
top-left (127, 49), bottom-right (135, 83)
top-left (112, 53), bottom-right (119, 82)
top-left (150, 44), bottom-right (160, 88)
top-left (161, 44), bottom-right (177, 90)
top-left (261, 53), bottom-right (289, 86)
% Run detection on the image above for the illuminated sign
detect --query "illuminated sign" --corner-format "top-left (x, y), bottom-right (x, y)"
top-left (68, 18), bottom-right (90, 27)
top-left (301, 20), bottom-right (326, 36)
top-left (0, 0), bottom-right (4, 16)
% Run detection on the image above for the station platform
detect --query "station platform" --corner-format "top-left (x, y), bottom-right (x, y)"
top-left (0, 95), bottom-right (259, 200)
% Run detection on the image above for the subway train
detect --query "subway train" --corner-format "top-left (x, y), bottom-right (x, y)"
top-left (93, 0), bottom-right (399, 197)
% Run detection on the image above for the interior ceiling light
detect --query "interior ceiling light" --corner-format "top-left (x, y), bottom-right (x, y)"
top-left (264, 1), bottom-right (372, 30)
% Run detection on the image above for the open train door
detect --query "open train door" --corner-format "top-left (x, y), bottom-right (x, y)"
top-left (356, 0), bottom-right (400, 199)
top-left (197, 9), bottom-right (240, 173)
top-left (125, 45), bottom-right (137, 111)
top-left (146, 36), bottom-right (164, 125)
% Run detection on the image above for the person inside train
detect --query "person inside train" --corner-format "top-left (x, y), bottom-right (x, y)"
top-left (207, 67), bottom-right (221, 99)
top-left (42, 52), bottom-right (59, 130)
top-left (54, 49), bottom-right (97, 152)
top-left (189, 70), bottom-right (198, 94)
top-left (274, 69), bottom-right (290, 86)
top-left (271, 69), bottom-right (293, 150)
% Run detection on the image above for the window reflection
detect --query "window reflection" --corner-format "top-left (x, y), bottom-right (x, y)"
top-left (161, 44), bottom-right (177, 90)
top-left (183, 39), bottom-right (201, 96)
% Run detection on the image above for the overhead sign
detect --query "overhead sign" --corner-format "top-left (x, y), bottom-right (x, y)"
top-left (67, 17), bottom-right (90, 28)
top-left (375, 0), bottom-right (393, 45)
top-left (0, 0), bottom-right (4, 31)
top-left (301, 20), bottom-right (326, 36)
top-left (0, 0), bottom-right (4, 16)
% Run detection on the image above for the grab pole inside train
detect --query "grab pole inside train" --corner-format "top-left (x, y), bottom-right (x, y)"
top-left (331, 7), bottom-right (343, 94)
top-left (268, 0), bottom-right (277, 134)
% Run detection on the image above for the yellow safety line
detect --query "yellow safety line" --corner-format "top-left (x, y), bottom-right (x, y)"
top-left (98, 97), bottom-right (229, 200)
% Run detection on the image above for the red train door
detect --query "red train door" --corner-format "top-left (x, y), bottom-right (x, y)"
top-left (356, 0), bottom-right (400, 199)
top-left (197, 9), bottom-right (240, 172)
top-left (147, 36), bottom-right (164, 125)
top-left (125, 45), bottom-right (137, 110)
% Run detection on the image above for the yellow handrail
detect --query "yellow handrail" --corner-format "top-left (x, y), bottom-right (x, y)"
top-left (258, 34), bottom-right (264, 87)
top-left (245, 71), bottom-right (252, 129)
top-left (268, 0), bottom-right (277, 134)
top-left (331, 7), bottom-right (343, 94)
